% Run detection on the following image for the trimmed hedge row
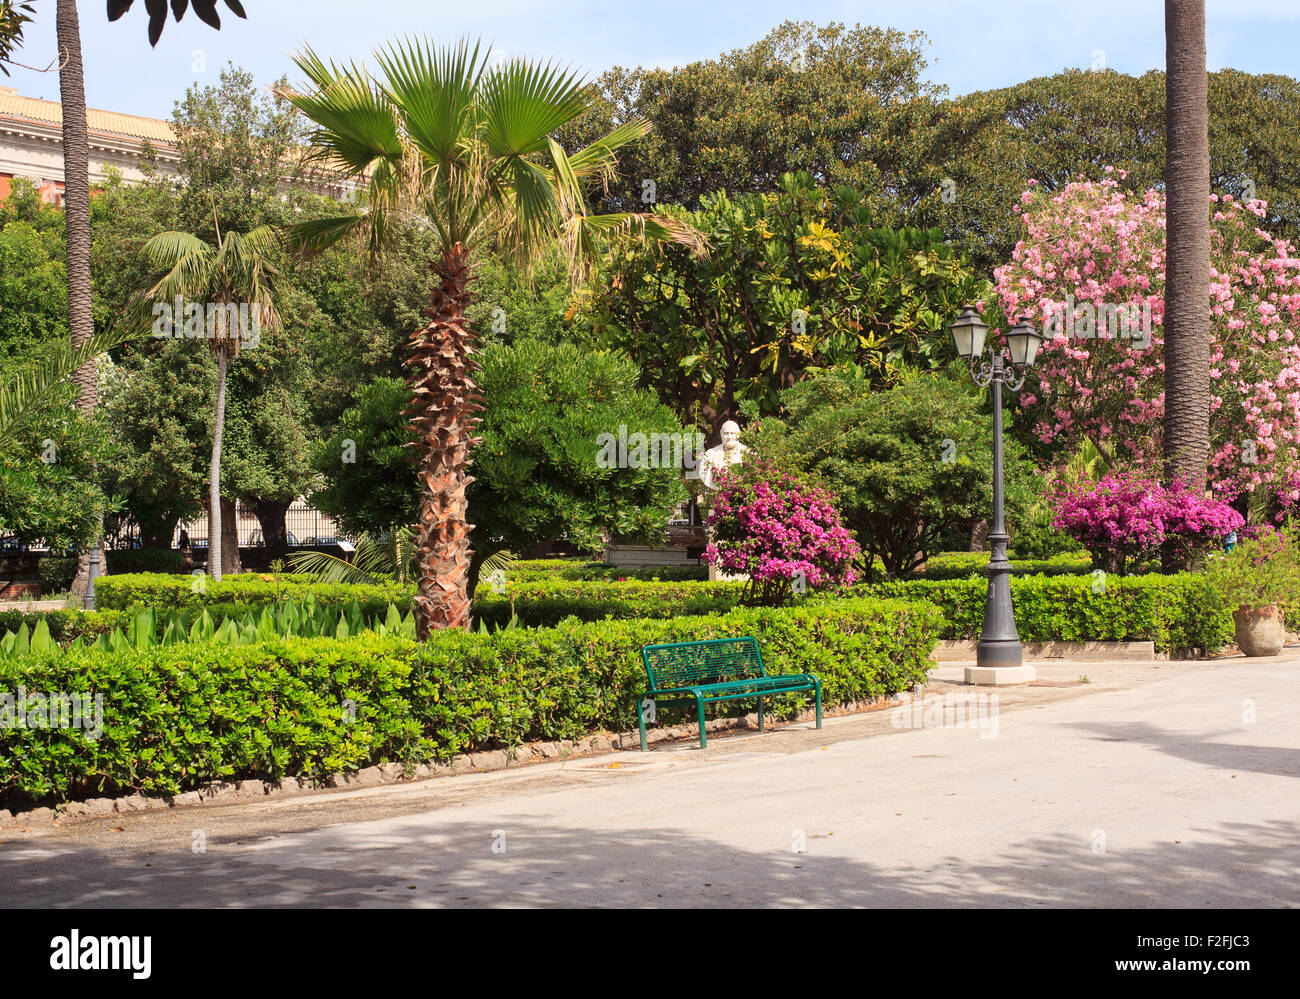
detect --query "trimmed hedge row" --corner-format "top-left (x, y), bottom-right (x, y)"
top-left (476, 578), bottom-right (744, 627)
top-left (93, 572), bottom-right (409, 614)
top-left (919, 552), bottom-right (1096, 580)
top-left (0, 595), bottom-right (940, 805)
top-left (864, 573), bottom-right (1233, 654)
top-left (508, 559), bottom-right (708, 582)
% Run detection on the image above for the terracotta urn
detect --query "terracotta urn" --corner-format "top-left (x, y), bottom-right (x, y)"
top-left (1233, 604), bottom-right (1286, 657)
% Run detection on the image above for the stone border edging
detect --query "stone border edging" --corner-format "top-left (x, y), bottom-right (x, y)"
top-left (1, 693), bottom-right (910, 830)
top-left (933, 639), bottom-right (1156, 662)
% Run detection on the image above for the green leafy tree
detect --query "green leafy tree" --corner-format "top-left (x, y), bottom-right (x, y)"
top-left (587, 172), bottom-right (986, 431)
top-left (754, 369), bottom-right (1031, 578)
top-left (313, 343), bottom-right (692, 591)
top-left (559, 20), bottom-right (943, 222)
top-left (279, 36), bottom-right (705, 636)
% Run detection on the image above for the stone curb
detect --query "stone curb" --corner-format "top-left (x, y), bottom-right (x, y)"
top-left (933, 639), bottom-right (1157, 662)
top-left (1, 693), bottom-right (908, 831)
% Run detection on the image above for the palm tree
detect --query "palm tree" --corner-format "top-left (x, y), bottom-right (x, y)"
top-left (277, 37), bottom-right (706, 637)
top-left (139, 221), bottom-right (282, 581)
top-left (1163, 0), bottom-right (1212, 501)
top-left (0, 328), bottom-right (141, 448)
top-left (52, 0), bottom-right (102, 595)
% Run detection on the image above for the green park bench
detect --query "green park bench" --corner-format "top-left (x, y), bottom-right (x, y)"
top-left (638, 636), bottom-right (822, 751)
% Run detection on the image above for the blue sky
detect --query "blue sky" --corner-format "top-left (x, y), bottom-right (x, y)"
top-left (5, 0), bottom-right (1298, 119)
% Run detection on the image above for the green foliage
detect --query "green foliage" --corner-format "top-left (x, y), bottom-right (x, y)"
top-left (314, 344), bottom-right (692, 556)
top-left (1204, 527), bottom-right (1300, 610)
top-left (753, 369), bottom-right (1032, 578)
top-left (586, 172), bottom-right (986, 425)
top-left (0, 597), bottom-right (415, 662)
top-left (472, 340), bottom-right (691, 555)
top-left (310, 379), bottom-right (417, 537)
top-left (560, 20), bottom-right (943, 221)
top-left (919, 551), bottom-right (1095, 580)
top-left (0, 595), bottom-right (939, 804)
top-left (507, 559), bottom-right (708, 582)
top-left (474, 578), bottom-right (745, 629)
top-left (93, 571), bottom-right (410, 613)
top-left (866, 573), bottom-right (1234, 655)
top-left (904, 68), bottom-right (1300, 273)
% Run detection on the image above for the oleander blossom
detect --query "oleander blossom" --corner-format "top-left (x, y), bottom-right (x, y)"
top-left (1051, 472), bottom-right (1244, 572)
top-left (992, 174), bottom-right (1300, 507)
top-left (703, 460), bottom-right (860, 605)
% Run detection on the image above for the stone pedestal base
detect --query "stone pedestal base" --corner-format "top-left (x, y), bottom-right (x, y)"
top-left (965, 664), bottom-right (1036, 686)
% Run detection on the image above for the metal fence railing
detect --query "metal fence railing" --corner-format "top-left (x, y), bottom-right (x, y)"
top-left (174, 502), bottom-right (344, 548)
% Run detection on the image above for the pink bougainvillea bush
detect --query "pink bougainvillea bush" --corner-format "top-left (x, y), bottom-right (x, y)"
top-left (703, 459), bottom-right (860, 605)
top-left (1051, 472), bottom-right (1244, 573)
top-left (990, 171), bottom-right (1300, 507)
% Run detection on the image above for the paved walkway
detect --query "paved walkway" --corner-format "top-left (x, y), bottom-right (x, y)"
top-left (2, 654), bottom-right (1297, 907)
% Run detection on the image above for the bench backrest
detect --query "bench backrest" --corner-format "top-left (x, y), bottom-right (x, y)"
top-left (641, 637), bottom-right (765, 690)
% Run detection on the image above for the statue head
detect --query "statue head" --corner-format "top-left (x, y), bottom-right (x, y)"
top-left (720, 420), bottom-right (741, 453)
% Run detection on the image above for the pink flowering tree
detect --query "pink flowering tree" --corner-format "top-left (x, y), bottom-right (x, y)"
top-left (1052, 472), bottom-right (1244, 573)
top-left (703, 459), bottom-right (860, 606)
top-left (990, 171), bottom-right (1300, 509)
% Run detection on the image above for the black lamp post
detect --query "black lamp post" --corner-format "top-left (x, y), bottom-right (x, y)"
top-left (950, 305), bottom-right (1043, 682)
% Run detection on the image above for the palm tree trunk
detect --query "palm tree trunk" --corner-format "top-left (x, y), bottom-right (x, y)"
top-left (1163, 0), bottom-right (1212, 495)
top-left (407, 243), bottom-right (483, 637)
top-left (209, 349), bottom-right (228, 581)
top-left (58, 0), bottom-right (99, 597)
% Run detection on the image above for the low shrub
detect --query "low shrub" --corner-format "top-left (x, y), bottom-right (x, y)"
top-left (865, 573), bottom-right (1233, 654)
top-left (474, 578), bottom-right (744, 628)
top-left (94, 572), bottom-right (409, 614)
top-left (507, 560), bottom-right (708, 583)
top-left (919, 551), bottom-right (1095, 580)
top-left (0, 595), bottom-right (940, 805)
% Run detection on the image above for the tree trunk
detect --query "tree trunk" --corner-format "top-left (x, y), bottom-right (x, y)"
top-left (209, 349), bottom-right (228, 580)
top-left (407, 243), bottom-right (483, 638)
top-left (1162, 0), bottom-right (1212, 495)
top-left (58, 0), bottom-right (98, 598)
top-left (251, 498), bottom-right (291, 560)
top-left (220, 495), bottom-right (241, 576)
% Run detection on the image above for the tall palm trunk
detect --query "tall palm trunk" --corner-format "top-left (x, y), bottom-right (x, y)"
top-left (57, 0), bottom-right (99, 595)
top-left (406, 243), bottom-right (483, 637)
top-left (209, 348), bottom-right (228, 580)
top-left (1163, 0), bottom-right (1212, 498)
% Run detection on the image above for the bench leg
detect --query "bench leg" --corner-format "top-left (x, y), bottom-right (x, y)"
top-left (696, 694), bottom-right (707, 750)
top-left (814, 678), bottom-right (823, 730)
top-left (638, 695), bottom-right (649, 752)
top-left (757, 696), bottom-right (764, 732)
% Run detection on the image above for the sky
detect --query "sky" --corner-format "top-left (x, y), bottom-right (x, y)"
top-left (3, 0), bottom-right (1298, 120)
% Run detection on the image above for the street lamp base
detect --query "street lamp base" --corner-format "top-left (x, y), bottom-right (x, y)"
top-left (965, 663), bottom-right (1037, 686)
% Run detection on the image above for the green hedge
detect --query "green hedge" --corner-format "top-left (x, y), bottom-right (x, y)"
top-left (865, 573), bottom-right (1233, 654)
top-left (0, 595), bottom-right (940, 805)
top-left (477, 578), bottom-right (743, 627)
top-left (918, 552), bottom-right (1095, 579)
top-left (94, 572), bottom-right (409, 614)
top-left (508, 559), bottom-right (708, 582)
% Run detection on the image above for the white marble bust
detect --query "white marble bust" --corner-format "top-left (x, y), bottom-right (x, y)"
top-left (701, 420), bottom-right (750, 489)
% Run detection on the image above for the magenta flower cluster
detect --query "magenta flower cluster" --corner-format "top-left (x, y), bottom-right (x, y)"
top-left (1051, 472), bottom-right (1244, 569)
top-left (702, 466), bottom-right (860, 592)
